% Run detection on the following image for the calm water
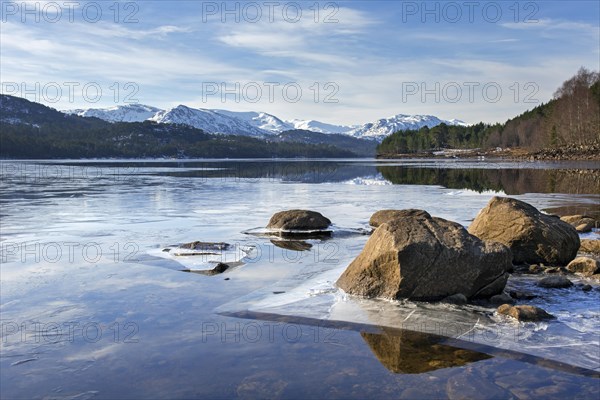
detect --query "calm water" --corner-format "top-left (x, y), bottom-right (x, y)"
top-left (1, 159), bottom-right (599, 399)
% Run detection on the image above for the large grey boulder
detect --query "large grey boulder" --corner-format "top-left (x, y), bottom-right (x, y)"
top-left (337, 210), bottom-right (512, 301)
top-left (266, 210), bottom-right (331, 230)
top-left (468, 197), bottom-right (579, 266)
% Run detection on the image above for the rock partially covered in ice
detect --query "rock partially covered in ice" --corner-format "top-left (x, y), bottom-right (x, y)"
top-left (468, 197), bottom-right (579, 266)
top-left (580, 239), bottom-right (600, 255)
top-left (267, 209), bottom-right (331, 230)
top-left (566, 257), bottom-right (600, 276)
top-left (560, 215), bottom-right (597, 233)
top-left (497, 304), bottom-right (555, 322)
top-left (538, 275), bottom-right (573, 288)
top-left (179, 241), bottom-right (230, 251)
top-left (337, 210), bottom-right (512, 301)
top-left (369, 209), bottom-right (429, 228)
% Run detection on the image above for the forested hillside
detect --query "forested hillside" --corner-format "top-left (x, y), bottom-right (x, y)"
top-left (378, 67), bottom-right (599, 156)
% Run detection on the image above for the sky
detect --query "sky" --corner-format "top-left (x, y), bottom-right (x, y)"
top-left (1, 0), bottom-right (599, 125)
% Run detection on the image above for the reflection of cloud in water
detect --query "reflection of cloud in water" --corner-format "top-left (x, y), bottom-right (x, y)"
top-left (65, 343), bottom-right (124, 362)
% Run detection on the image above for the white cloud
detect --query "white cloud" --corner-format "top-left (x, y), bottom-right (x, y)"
top-left (501, 18), bottom-right (600, 38)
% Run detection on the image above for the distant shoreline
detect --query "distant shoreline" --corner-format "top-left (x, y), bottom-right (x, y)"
top-left (377, 143), bottom-right (600, 161)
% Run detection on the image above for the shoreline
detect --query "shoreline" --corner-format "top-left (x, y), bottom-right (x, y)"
top-left (377, 143), bottom-right (600, 161)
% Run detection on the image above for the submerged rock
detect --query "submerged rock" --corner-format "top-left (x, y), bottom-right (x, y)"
top-left (446, 369), bottom-right (516, 400)
top-left (369, 209), bottom-right (429, 228)
top-left (497, 304), bottom-right (555, 322)
top-left (267, 210), bottom-right (331, 230)
top-left (560, 215), bottom-right (596, 233)
top-left (442, 293), bottom-right (468, 305)
top-left (538, 275), bottom-right (573, 288)
top-left (336, 210), bottom-right (512, 301)
top-left (468, 197), bottom-right (579, 266)
top-left (566, 257), bottom-right (600, 276)
top-left (490, 293), bottom-right (515, 305)
top-left (509, 290), bottom-right (537, 300)
top-left (580, 239), bottom-right (600, 255)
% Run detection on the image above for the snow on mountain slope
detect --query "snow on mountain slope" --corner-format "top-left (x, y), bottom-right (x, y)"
top-left (348, 114), bottom-right (467, 140)
top-left (287, 119), bottom-right (356, 134)
top-left (149, 105), bottom-right (268, 136)
top-left (64, 104), bottom-right (163, 123)
top-left (61, 103), bottom-right (466, 140)
top-left (214, 110), bottom-right (291, 133)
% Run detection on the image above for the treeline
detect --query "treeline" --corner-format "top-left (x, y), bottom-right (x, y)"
top-left (377, 122), bottom-right (490, 155)
top-left (0, 95), bottom-right (355, 159)
top-left (486, 67), bottom-right (599, 148)
top-left (378, 67), bottom-right (600, 156)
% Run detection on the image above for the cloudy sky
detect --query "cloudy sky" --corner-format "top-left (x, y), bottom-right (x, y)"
top-left (1, 0), bottom-right (598, 124)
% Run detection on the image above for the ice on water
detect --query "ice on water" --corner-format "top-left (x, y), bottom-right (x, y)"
top-left (2, 159), bottom-right (599, 377)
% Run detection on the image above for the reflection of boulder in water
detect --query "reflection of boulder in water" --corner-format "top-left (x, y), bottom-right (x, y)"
top-left (361, 329), bottom-right (492, 374)
top-left (270, 240), bottom-right (313, 251)
top-left (244, 228), bottom-right (332, 241)
top-left (269, 230), bottom-right (332, 240)
top-left (183, 262), bottom-right (238, 276)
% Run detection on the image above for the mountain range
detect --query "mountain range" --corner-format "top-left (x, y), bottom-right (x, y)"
top-left (64, 103), bottom-right (466, 141)
top-left (0, 94), bottom-right (373, 158)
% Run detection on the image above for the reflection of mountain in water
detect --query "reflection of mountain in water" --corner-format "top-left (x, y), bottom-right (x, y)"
top-left (361, 329), bottom-right (492, 374)
top-left (378, 167), bottom-right (600, 195)
top-left (49, 160), bottom-right (600, 194)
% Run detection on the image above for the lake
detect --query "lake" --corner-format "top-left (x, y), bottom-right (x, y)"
top-left (1, 159), bottom-right (599, 399)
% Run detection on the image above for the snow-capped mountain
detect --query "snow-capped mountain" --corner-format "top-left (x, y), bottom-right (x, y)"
top-left (214, 110), bottom-right (293, 133)
top-left (149, 105), bottom-right (269, 137)
top-left (347, 114), bottom-right (467, 140)
top-left (287, 119), bottom-right (356, 134)
top-left (65, 104), bottom-right (162, 123)
top-left (61, 104), bottom-right (466, 141)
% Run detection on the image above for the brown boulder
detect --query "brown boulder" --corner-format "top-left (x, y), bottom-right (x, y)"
top-left (566, 257), bottom-right (600, 276)
top-left (497, 304), bottom-right (555, 322)
top-left (468, 197), bottom-right (579, 265)
top-left (266, 210), bottom-right (331, 230)
top-left (369, 209), bottom-right (430, 228)
top-left (337, 210), bottom-right (512, 301)
top-left (580, 239), bottom-right (600, 254)
top-left (560, 215), bottom-right (596, 233)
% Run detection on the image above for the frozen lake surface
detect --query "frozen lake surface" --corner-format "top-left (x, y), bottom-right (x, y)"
top-left (1, 159), bottom-right (599, 399)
